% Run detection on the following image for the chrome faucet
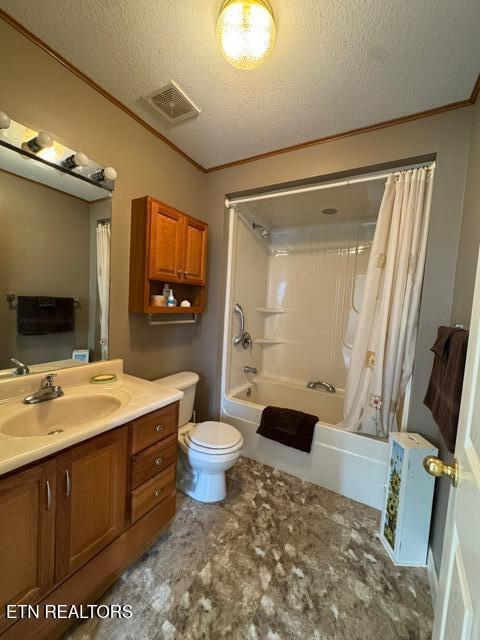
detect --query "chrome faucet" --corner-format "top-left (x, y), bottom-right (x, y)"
top-left (24, 374), bottom-right (64, 405)
top-left (244, 366), bottom-right (257, 375)
top-left (11, 357), bottom-right (30, 376)
top-left (307, 380), bottom-right (336, 393)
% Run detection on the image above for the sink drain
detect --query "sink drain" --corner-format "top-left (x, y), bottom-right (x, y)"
top-left (47, 429), bottom-right (64, 435)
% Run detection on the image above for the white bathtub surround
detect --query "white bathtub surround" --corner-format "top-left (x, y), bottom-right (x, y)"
top-left (222, 378), bottom-right (388, 509)
top-left (0, 359), bottom-right (182, 475)
top-left (341, 167), bottom-right (435, 437)
top-left (264, 220), bottom-right (375, 391)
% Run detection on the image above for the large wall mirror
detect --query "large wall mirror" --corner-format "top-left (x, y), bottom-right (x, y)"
top-left (0, 113), bottom-right (115, 378)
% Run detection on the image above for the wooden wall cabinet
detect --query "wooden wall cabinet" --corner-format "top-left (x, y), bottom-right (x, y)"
top-left (0, 402), bottom-right (179, 640)
top-left (129, 197), bottom-right (208, 315)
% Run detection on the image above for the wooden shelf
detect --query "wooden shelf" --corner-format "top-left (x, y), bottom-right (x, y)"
top-left (146, 305), bottom-right (202, 315)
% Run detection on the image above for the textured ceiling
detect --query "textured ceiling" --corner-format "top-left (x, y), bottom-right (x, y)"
top-left (1, 0), bottom-right (479, 169)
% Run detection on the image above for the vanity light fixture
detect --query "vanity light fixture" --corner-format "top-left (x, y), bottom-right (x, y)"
top-left (0, 111), bottom-right (11, 129)
top-left (216, 0), bottom-right (276, 70)
top-left (21, 131), bottom-right (53, 155)
top-left (61, 152), bottom-right (89, 170)
top-left (91, 166), bottom-right (117, 182)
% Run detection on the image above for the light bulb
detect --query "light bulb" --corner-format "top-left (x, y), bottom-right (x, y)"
top-left (22, 131), bottom-right (53, 154)
top-left (217, 0), bottom-right (276, 70)
top-left (62, 152), bottom-right (89, 169)
top-left (0, 111), bottom-right (11, 129)
top-left (91, 166), bottom-right (117, 182)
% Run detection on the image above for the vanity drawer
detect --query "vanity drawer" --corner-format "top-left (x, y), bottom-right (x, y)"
top-left (131, 434), bottom-right (177, 488)
top-left (130, 464), bottom-right (176, 523)
top-left (131, 403), bottom-right (178, 454)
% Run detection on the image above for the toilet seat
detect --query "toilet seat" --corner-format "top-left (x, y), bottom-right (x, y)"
top-left (182, 421), bottom-right (243, 455)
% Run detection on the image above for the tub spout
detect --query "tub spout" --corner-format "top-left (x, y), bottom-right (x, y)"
top-left (307, 381), bottom-right (336, 393)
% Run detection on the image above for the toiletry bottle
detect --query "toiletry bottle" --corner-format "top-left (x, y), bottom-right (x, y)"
top-left (162, 283), bottom-right (170, 297)
top-left (167, 289), bottom-right (175, 307)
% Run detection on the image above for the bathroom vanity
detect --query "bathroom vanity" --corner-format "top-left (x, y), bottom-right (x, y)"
top-left (0, 361), bottom-right (181, 639)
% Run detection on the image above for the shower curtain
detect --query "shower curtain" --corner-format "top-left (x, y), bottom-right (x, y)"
top-left (96, 222), bottom-right (111, 360)
top-left (340, 167), bottom-right (434, 437)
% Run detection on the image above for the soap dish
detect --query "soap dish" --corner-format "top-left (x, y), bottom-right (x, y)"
top-left (90, 374), bottom-right (117, 384)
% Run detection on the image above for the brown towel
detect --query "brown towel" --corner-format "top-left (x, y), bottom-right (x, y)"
top-left (17, 296), bottom-right (75, 335)
top-left (424, 326), bottom-right (468, 453)
top-left (257, 406), bottom-right (318, 453)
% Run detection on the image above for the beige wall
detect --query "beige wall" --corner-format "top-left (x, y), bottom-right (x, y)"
top-left (0, 170), bottom-right (91, 368)
top-left (0, 19), bottom-right (206, 381)
top-left (201, 107), bottom-right (473, 574)
top-left (452, 100), bottom-right (480, 321)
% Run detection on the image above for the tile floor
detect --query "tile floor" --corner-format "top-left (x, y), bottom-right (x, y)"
top-left (64, 456), bottom-right (433, 640)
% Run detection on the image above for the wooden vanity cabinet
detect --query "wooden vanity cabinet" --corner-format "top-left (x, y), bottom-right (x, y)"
top-left (129, 196), bottom-right (208, 314)
top-left (54, 428), bottom-right (128, 581)
top-left (0, 461), bottom-right (56, 634)
top-left (0, 401), bottom-right (178, 640)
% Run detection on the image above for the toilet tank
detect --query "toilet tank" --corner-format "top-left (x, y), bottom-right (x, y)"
top-left (153, 371), bottom-right (199, 427)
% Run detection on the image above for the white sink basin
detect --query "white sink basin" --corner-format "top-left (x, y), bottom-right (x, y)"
top-left (1, 394), bottom-right (124, 438)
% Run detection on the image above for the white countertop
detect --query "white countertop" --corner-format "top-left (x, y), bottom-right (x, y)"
top-left (0, 360), bottom-right (182, 476)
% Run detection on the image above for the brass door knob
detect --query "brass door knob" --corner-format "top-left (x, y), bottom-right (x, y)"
top-left (423, 456), bottom-right (459, 487)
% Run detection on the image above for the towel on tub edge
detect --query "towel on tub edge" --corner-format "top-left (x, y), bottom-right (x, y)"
top-left (257, 406), bottom-right (318, 453)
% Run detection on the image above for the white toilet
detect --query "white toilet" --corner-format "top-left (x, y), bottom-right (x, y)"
top-left (154, 372), bottom-right (243, 503)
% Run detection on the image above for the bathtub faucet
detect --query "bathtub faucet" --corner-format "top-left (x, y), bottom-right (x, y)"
top-left (244, 366), bottom-right (257, 375)
top-left (307, 380), bottom-right (336, 393)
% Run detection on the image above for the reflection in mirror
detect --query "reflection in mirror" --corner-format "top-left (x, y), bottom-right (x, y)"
top-left (0, 142), bottom-right (112, 379)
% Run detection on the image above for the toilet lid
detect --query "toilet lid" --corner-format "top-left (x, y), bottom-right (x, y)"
top-left (187, 421), bottom-right (242, 449)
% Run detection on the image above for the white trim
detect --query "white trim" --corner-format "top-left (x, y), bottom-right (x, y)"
top-left (220, 209), bottom-right (237, 403)
top-left (428, 545), bottom-right (439, 609)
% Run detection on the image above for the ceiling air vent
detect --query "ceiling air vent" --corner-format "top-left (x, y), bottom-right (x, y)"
top-left (144, 81), bottom-right (201, 124)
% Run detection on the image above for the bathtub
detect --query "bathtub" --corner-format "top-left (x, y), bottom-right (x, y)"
top-left (221, 378), bottom-right (388, 509)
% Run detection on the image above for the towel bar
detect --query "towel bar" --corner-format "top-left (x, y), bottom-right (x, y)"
top-left (146, 313), bottom-right (197, 326)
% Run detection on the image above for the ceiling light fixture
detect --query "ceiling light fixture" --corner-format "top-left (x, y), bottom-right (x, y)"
top-left (216, 0), bottom-right (276, 70)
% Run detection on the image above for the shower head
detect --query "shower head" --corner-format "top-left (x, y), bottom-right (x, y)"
top-left (252, 222), bottom-right (270, 239)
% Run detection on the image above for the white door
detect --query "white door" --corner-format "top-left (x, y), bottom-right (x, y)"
top-left (432, 251), bottom-right (480, 639)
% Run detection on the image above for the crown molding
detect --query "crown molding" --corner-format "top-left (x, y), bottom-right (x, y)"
top-left (0, 9), bottom-right (206, 173)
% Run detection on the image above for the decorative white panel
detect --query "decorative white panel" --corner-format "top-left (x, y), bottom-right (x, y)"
top-left (444, 544), bottom-right (473, 640)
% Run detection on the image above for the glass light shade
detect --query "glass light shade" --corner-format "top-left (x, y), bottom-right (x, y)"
top-left (217, 0), bottom-right (276, 70)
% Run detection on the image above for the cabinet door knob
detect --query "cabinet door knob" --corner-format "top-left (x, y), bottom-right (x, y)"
top-left (177, 269), bottom-right (184, 276)
top-left (184, 271), bottom-right (190, 277)
top-left (154, 489), bottom-right (162, 498)
top-left (155, 457), bottom-right (163, 466)
top-left (155, 424), bottom-right (164, 433)
top-left (46, 480), bottom-right (52, 510)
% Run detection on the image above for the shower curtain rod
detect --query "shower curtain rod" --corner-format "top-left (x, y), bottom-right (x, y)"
top-left (225, 162), bottom-right (435, 208)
